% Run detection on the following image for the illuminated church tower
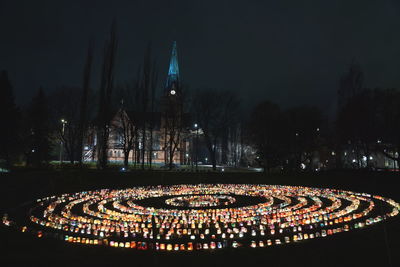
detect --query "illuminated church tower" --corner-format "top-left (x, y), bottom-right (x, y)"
top-left (165, 41), bottom-right (180, 96)
top-left (161, 41), bottom-right (188, 166)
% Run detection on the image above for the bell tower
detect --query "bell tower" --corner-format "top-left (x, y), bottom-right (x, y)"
top-left (165, 41), bottom-right (180, 97)
top-left (161, 41), bottom-right (186, 166)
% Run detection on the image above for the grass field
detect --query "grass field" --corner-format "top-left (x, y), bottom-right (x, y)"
top-left (1, 169), bottom-right (399, 267)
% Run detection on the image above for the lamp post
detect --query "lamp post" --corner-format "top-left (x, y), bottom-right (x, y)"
top-left (60, 119), bottom-right (67, 164)
top-left (194, 123), bottom-right (199, 172)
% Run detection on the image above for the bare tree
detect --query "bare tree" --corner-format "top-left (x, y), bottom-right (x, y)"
top-left (59, 119), bottom-right (78, 164)
top-left (25, 88), bottom-right (52, 167)
top-left (336, 89), bottom-right (378, 169)
top-left (163, 93), bottom-right (185, 169)
top-left (77, 41), bottom-right (94, 167)
top-left (96, 20), bottom-right (118, 169)
top-left (48, 87), bottom-right (81, 164)
top-left (114, 104), bottom-right (135, 168)
top-left (374, 89), bottom-right (400, 171)
top-left (338, 60), bottom-right (363, 109)
top-left (160, 83), bottom-right (189, 170)
top-left (139, 45), bottom-right (151, 169)
top-left (248, 101), bottom-right (284, 173)
top-left (227, 123), bottom-right (242, 167)
top-left (285, 106), bottom-right (323, 171)
top-left (192, 89), bottom-right (239, 170)
top-left (147, 59), bottom-right (158, 169)
top-left (134, 43), bottom-right (158, 169)
top-left (0, 70), bottom-right (20, 168)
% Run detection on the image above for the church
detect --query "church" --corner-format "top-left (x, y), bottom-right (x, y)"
top-left (83, 42), bottom-right (192, 166)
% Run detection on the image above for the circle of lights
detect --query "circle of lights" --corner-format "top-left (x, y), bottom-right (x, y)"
top-left (2, 184), bottom-right (399, 251)
top-left (165, 194), bottom-right (236, 207)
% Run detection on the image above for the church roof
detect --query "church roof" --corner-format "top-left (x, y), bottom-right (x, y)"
top-left (165, 41), bottom-right (180, 91)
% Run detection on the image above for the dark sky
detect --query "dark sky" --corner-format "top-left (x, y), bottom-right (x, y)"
top-left (1, 0), bottom-right (399, 115)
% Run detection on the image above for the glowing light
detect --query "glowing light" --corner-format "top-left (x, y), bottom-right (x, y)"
top-left (2, 184), bottom-right (398, 252)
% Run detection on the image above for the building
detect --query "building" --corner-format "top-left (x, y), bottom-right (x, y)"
top-left (83, 41), bottom-right (191, 166)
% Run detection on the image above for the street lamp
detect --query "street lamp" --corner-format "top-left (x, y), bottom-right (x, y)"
top-left (60, 119), bottom-right (67, 164)
top-left (194, 123), bottom-right (199, 172)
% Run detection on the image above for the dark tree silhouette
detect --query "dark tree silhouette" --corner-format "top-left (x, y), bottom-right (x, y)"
top-left (338, 61), bottom-right (364, 109)
top-left (96, 21), bottom-right (118, 169)
top-left (163, 88), bottom-right (187, 169)
top-left (77, 41), bottom-right (94, 166)
top-left (375, 89), bottom-right (400, 171)
top-left (49, 87), bottom-right (82, 164)
top-left (0, 71), bottom-right (20, 168)
top-left (225, 122), bottom-right (243, 167)
top-left (147, 57), bottom-right (158, 170)
top-left (192, 89), bottom-right (239, 170)
top-left (25, 88), bottom-right (52, 167)
top-left (113, 101), bottom-right (136, 168)
top-left (132, 74), bottom-right (141, 168)
top-left (285, 106), bottom-right (323, 171)
top-left (137, 43), bottom-right (158, 169)
top-left (337, 89), bottom-right (379, 168)
top-left (248, 101), bottom-right (286, 173)
top-left (247, 102), bottom-right (323, 173)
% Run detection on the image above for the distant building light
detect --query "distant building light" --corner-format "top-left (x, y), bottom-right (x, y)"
top-left (362, 156), bottom-right (367, 161)
top-left (331, 151), bottom-right (335, 156)
top-left (377, 140), bottom-right (382, 144)
top-left (185, 153), bottom-right (189, 157)
top-left (31, 149), bottom-right (35, 153)
top-left (344, 152), bottom-right (347, 156)
top-left (84, 146), bottom-right (89, 150)
top-left (295, 133), bottom-right (299, 137)
top-left (221, 168), bottom-right (225, 172)
top-left (369, 156), bottom-right (373, 160)
top-left (316, 128), bottom-right (320, 132)
top-left (300, 163), bottom-right (306, 169)
top-left (352, 159), bottom-right (356, 163)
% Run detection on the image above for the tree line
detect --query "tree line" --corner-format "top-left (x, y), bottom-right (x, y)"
top-left (248, 63), bottom-right (400, 173)
top-left (0, 23), bottom-right (399, 172)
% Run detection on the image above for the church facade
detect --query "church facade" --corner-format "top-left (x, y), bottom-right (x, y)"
top-left (83, 42), bottom-right (191, 166)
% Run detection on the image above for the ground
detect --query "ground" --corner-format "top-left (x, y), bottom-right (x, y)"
top-left (1, 170), bottom-right (399, 267)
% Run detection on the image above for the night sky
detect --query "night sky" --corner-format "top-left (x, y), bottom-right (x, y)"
top-left (1, 0), bottom-right (399, 115)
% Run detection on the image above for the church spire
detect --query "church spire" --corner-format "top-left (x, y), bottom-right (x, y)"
top-left (165, 41), bottom-right (180, 93)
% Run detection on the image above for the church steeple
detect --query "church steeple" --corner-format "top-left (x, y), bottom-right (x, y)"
top-left (165, 41), bottom-right (180, 94)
